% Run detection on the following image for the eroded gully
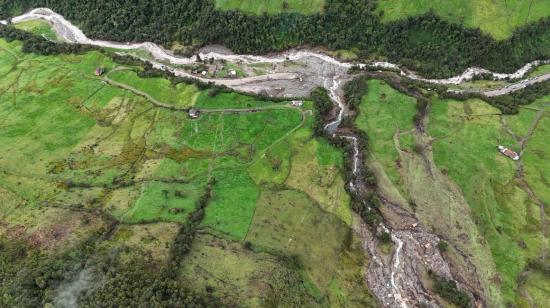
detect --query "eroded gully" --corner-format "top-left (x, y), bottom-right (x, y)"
top-left (5, 8), bottom-right (550, 307)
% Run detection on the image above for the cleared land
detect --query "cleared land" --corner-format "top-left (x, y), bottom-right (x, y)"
top-left (215, 0), bottom-right (324, 15)
top-left (376, 0), bottom-right (550, 40)
top-left (355, 80), bottom-right (549, 306)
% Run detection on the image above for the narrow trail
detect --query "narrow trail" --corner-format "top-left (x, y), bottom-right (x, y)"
top-left (514, 105), bottom-right (549, 261)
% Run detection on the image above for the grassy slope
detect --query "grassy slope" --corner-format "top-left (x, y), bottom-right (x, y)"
top-left (354, 78), bottom-right (549, 305)
top-left (215, 0), bottom-right (324, 15)
top-left (108, 69), bottom-right (199, 107)
top-left (0, 37), bottom-right (370, 305)
top-left (376, 0), bottom-right (550, 40)
top-left (246, 189), bottom-right (374, 306)
top-left (429, 98), bottom-right (548, 305)
top-left (355, 80), bottom-right (416, 198)
top-left (13, 19), bottom-right (60, 41)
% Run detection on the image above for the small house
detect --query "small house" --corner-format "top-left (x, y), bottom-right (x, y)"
top-left (497, 145), bottom-right (519, 161)
top-left (291, 100), bottom-right (304, 107)
top-left (94, 67), bottom-right (104, 76)
top-left (229, 69), bottom-right (237, 77)
top-left (188, 108), bottom-right (200, 119)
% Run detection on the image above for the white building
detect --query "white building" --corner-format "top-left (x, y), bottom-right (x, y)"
top-left (498, 145), bottom-right (519, 161)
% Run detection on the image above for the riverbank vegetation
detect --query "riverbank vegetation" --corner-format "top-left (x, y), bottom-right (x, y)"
top-left (2, 0), bottom-right (550, 78)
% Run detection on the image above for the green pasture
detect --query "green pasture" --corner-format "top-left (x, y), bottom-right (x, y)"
top-left (215, 0), bottom-right (324, 15)
top-left (355, 79), bottom-right (417, 195)
top-left (528, 64), bottom-right (550, 78)
top-left (179, 233), bottom-right (318, 306)
top-left (0, 36), bottom-right (368, 305)
top-left (194, 91), bottom-right (281, 109)
top-left (285, 121), bottom-right (352, 225)
top-left (14, 19), bottom-right (59, 41)
top-left (0, 38), bottom-right (302, 238)
top-left (246, 189), bottom-right (375, 306)
top-left (375, 0), bottom-right (550, 40)
top-left (353, 76), bottom-right (549, 305)
top-left (429, 98), bottom-right (549, 304)
top-left (108, 69), bottom-right (199, 107)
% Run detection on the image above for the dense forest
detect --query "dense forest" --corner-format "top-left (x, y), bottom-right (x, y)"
top-left (1, 0), bottom-right (550, 78)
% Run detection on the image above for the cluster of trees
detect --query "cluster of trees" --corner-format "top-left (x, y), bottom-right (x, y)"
top-left (429, 271), bottom-right (471, 308)
top-left (0, 24), bottom-right (92, 54)
top-left (163, 177), bottom-right (216, 280)
top-left (442, 79), bottom-right (550, 114)
top-left (79, 255), bottom-right (221, 307)
top-left (2, 0), bottom-right (550, 78)
top-left (310, 87), bottom-right (333, 136)
top-left (0, 232), bottom-right (100, 307)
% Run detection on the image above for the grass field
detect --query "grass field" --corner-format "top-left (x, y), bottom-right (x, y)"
top-left (13, 19), bottom-right (60, 41)
top-left (528, 64), bottom-right (550, 78)
top-left (354, 77), bottom-right (549, 306)
top-left (108, 69), bottom-right (199, 107)
top-left (215, 0), bottom-right (324, 15)
top-left (375, 0), bottom-right (550, 40)
top-left (246, 189), bottom-right (374, 306)
top-left (428, 99), bottom-right (547, 304)
top-left (355, 80), bottom-right (416, 198)
top-left (0, 36), bottom-right (370, 305)
top-left (0, 38), bottom-right (301, 233)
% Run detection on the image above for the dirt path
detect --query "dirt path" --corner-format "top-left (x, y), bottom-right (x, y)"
top-left (514, 106), bottom-right (548, 261)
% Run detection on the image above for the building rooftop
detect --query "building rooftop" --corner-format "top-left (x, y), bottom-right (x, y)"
top-left (498, 145), bottom-right (519, 161)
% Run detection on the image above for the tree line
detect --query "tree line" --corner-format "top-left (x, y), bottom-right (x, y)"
top-left (2, 0), bottom-right (550, 78)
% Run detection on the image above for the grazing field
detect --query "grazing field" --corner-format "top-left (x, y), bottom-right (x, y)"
top-left (245, 189), bottom-right (374, 306)
top-left (215, 0), bottom-right (324, 15)
top-left (375, 0), bottom-right (550, 40)
top-left (429, 98), bottom-right (548, 304)
top-left (108, 69), bottom-right (199, 107)
top-left (528, 64), bottom-right (550, 79)
top-left (0, 37), bottom-right (370, 305)
top-left (354, 80), bottom-right (416, 197)
top-left (13, 19), bottom-right (59, 41)
top-left (355, 78), bottom-right (549, 306)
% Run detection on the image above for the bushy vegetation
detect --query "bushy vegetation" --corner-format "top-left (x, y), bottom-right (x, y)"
top-left (2, 0), bottom-right (550, 77)
top-left (0, 235), bottom-right (98, 307)
top-left (0, 23), bottom-right (93, 54)
top-left (429, 272), bottom-right (471, 308)
top-left (310, 87), bottom-right (332, 135)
